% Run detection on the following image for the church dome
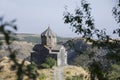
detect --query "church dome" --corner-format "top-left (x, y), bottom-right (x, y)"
top-left (41, 27), bottom-right (56, 37)
top-left (41, 27), bottom-right (57, 47)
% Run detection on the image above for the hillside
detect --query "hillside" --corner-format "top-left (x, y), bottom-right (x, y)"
top-left (65, 38), bottom-right (120, 80)
top-left (0, 41), bottom-right (34, 59)
top-left (0, 33), bottom-right (71, 60)
top-left (0, 33), bottom-right (71, 44)
top-left (16, 33), bottom-right (71, 44)
top-left (0, 57), bottom-right (89, 80)
top-left (1, 33), bottom-right (120, 80)
top-left (0, 33), bottom-right (91, 80)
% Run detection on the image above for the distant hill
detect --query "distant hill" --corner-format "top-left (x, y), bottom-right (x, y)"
top-left (0, 33), bottom-right (72, 60)
top-left (16, 33), bottom-right (71, 44)
top-left (65, 38), bottom-right (108, 66)
top-left (0, 33), bottom-right (72, 44)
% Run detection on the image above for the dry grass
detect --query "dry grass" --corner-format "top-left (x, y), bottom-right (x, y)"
top-left (0, 57), bottom-right (89, 80)
top-left (63, 65), bottom-right (89, 80)
top-left (38, 69), bottom-right (53, 80)
top-left (0, 57), bottom-right (35, 80)
top-left (0, 57), bottom-right (53, 80)
top-left (0, 57), bottom-right (17, 80)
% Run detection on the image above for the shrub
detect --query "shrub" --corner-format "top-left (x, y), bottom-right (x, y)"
top-left (66, 75), bottom-right (84, 80)
top-left (39, 74), bottom-right (46, 80)
top-left (41, 63), bottom-right (50, 68)
top-left (72, 75), bottom-right (84, 80)
top-left (66, 76), bottom-right (71, 80)
top-left (41, 57), bottom-right (56, 68)
top-left (107, 64), bottom-right (120, 80)
top-left (66, 71), bottom-right (71, 75)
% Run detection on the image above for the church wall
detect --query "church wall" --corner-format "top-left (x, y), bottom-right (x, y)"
top-left (31, 27), bottom-right (67, 66)
top-left (57, 52), bottom-right (61, 66)
top-left (31, 46), bottom-right (49, 65)
top-left (41, 36), bottom-right (46, 45)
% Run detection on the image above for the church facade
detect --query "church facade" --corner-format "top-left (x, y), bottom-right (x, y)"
top-left (31, 27), bottom-right (67, 66)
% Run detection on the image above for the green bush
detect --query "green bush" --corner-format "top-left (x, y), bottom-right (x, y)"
top-left (72, 75), bottom-right (84, 80)
top-left (66, 71), bottom-right (71, 75)
top-left (41, 57), bottom-right (56, 68)
top-left (66, 75), bottom-right (84, 80)
top-left (107, 64), bottom-right (120, 80)
top-left (39, 74), bottom-right (46, 80)
top-left (66, 76), bottom-right (71, 80)
top-left (41, 63), bottom-right (50, 68)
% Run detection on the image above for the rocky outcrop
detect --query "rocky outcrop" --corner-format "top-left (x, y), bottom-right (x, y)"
top-left (0, 41), bottom-right (33, 60)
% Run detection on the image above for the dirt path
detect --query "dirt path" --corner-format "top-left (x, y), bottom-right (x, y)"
top-left (53, 66), bottom-right (64, 80)
top-left (53, 67), bottom-right (57, 80)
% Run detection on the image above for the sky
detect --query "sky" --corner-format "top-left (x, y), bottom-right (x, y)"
top-left (0, 0), bottom-right (117, 37)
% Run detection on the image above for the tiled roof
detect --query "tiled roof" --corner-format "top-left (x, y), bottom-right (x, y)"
top-left (45, 44), bottom-right (63, 53)
top-left (51, 45), bottom-right (63, 51)
top-left (51, 45), bottom-right (63, 53)
top-left (41, 27), bottom-right (56, 37)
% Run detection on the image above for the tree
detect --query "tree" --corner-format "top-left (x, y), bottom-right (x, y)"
top-left (113, 0), bottom-right (120, 36)
top-left (63, 0), bottom-right (120, 80)
top-left (0, 17), bottom-right (39, 80)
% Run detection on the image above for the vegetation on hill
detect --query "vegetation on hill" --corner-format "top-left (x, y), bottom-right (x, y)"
top-left (0, 57), bottom-right (89, 80)
top-left (19, 35), bottom-right (41, 44)
top-left (65, 38), bottom-right (120, 80)
top-left (15, 34), bottom-right (71, 44)
top-left (0, 17), bottom-right (39, 80)
top-left (41, 57), bottom-right (56, 68)
top-left (0, 0), bottom-right (120, 80)
top-left (63, 0), bottom-right (120, 79)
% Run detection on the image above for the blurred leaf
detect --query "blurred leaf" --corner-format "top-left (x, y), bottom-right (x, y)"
top-left (13, 25), bottom-right (17, 30)
top-left (11, 19), bottom-right (16, 23)
top-left (0, 16), bottom-right (3, 22)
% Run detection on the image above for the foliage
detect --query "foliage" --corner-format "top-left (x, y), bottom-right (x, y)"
top-left (112, 0), bottom-right (120, 24)
top-left (88, 60), bottom-right (107, 80)
top-left (107, 64), bottom-right (120, 80)
top-left (113, 0), bottom-right (120, 36)
top-left (63, 0), bottom-right (120, 80)
top-left (41, 63), bottom-right (50, 68)
top-left (66, 71), bottom-right (71, 75)
top-left (41, 57), bottom-right (56, 68)
top-left (66, 77), bottom-right (71, 80)
top-left (66, 74), bottom-right (84, 80)
top-left (64, 0), bottom-right (95, 39)
top-left (0, 17), bottom-right (39, 80)
top-left (38, 74), bottom-right (46, 80)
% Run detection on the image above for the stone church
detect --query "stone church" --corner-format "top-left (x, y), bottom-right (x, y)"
top-left (31, 27), bottom-right (67, 66)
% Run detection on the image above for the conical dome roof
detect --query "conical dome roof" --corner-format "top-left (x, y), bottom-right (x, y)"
top-left (41, 27), bottom-right (56, 37)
